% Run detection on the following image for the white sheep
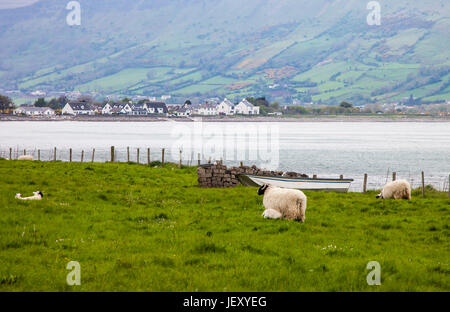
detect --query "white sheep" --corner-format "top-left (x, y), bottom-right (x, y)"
top-left (376, 179), bottom-right (411, 200)
top-left (18, 155), bottom-right (33, 161)
top-left (15, 191), bottom-right (43, 200)
top-left (257, 184), bottom-right (307, 222)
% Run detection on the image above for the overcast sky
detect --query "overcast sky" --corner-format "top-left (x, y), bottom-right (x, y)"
top-left (0, 0), bottom-right (40, 9)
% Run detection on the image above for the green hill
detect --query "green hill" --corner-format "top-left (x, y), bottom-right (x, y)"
top-left (1, 0), bottom-right (449, 104)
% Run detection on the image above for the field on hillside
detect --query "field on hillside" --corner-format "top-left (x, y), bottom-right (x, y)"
top-left (0, 160), bottom-right (448, 291)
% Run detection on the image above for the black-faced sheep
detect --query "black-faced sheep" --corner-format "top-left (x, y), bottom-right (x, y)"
top-left (376, 179), bottom-right (411, 200)
top-left (15, 191), bottom-right (43, 200)
top-left (257, 184), bottom-right (307, 222)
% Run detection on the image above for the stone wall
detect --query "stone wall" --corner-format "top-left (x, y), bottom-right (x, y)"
top-left (197, 162), bottom-right (308, 188)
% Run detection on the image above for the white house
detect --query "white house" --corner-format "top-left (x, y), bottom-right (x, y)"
top-left (193, 103), bottom-right (219, 116)
top-left (235, 99), bottom-right (260, 115)
top-left (147, 102), bottom-right (169, 116)
top-left (217, 98), bottom-right (235, 115)
top-left (62, 102), bottom-right (95, 115)
top-left (14, 106), bottom-right (55, 116)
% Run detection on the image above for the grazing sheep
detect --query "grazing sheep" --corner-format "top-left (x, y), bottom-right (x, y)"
top-left (257, 184), bottom-right (307, 222)
top-left (376, 179), bottom-right (411, 200)
top-left (18, 155), bottom-right (33, 161)
top-left (15, 191), bottom-right (43, 200)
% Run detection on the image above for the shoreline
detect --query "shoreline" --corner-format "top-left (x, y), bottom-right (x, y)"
top-left (1, 114), bottom-right (449, 122)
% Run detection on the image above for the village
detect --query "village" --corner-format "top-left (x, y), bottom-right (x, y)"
top-left (11, 98), bottom-right (261, 118)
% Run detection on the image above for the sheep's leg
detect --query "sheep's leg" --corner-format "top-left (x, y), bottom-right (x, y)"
top-left (262, 209), bottom-right (282, 219)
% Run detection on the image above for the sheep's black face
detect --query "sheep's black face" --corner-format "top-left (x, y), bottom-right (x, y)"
top-left (258, 184), bottom-right (269, 195)
top-left (38, 191), bottom-right (44, 198)
top-left (376, 193), bottom-right (382, 199)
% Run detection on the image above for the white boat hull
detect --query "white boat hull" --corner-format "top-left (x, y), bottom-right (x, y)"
top-left (238, 175), bottom-right (353, 193)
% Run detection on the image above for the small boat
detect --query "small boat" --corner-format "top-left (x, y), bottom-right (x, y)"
top-left (237, 174), bottom-right (353, 193)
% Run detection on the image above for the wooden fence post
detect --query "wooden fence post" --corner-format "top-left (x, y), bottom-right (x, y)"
top-left (110, 146), bottom-right (115, 162)
top-left (179, 150), bottom-right (182, 168)
top-left (69, 148), bottom-right (72, 162)
top-left (54, 147), bottom-right (56, 161)
top-left (198, 153), bottom-right (201, 166)
top-left (127, 147), bottom-right (130, 162)
top-left (240, 161), bottom-right (243, 167)
top-left (24, 149), bottom-right (26, 156)
top-left (38, 149), bottom-right (40, 161)
top-left (161, 148), bottom-right (165, 167)
top-left (9, 147), bottom-right (12, 160)
top-left (81, 150), bottom-right (84, 163)
top-left (147, 148), bottom-right (150, 166)
top-left (363, 173), bottom-right (368, 193)
top-left (91, 148), bottom-right (95, 163)
top-left (392, 172), bottom-right (396, 181)
top-left (137, 148), bottom-right (140, 164)
top-left (421, 171), bottom-right (425, 198)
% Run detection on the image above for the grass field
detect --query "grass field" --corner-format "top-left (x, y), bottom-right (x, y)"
top-left (0, 160), bottom-right (448, 291)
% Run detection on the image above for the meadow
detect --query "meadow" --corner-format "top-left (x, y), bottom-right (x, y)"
top-left (0, 160), bottom-right (448, 291)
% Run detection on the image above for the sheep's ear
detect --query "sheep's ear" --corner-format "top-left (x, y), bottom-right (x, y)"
top-left (38, 191), bottom-right (44, 197)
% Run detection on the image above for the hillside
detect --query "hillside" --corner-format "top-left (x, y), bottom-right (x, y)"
top-left (1, 0), bottom-right (449, 104)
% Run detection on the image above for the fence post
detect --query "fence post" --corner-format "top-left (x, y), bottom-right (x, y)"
top-left (110, 146), bottom-right (115, 162)
top-left (179, 150), bottom-right (182, 168)
top-left (81, 150), bottom-right (84, 163)
top-left (240, 161), bottom-right (243, 167)
top-left (91, 148), bottom-right (95, 163)
top-left (198, 153), bottom-right (201, 166)
top-left (392, 172), bottom-right (396, 181)
top-left (54, 147), bottom-right (56, 161)
top-left (127, 147), bottom-right (130, 162)
top-left (208, 157), bottom-right (211, 164)
top-left (161, 148), bottom-right (165, 167)
top-left (363, 173), bottom-right (368, 193)
top-left (137, 148), bottom-right (140, 164)
top-left (69, 148), bottom-right (72, 162)
top-left (421, 171), bottom-right (425, 198)
top-left (38, 149), bottom-right (40, 161)
top-left (9, 147), bottom-right (12, 160)
top-left (147, 148), bottom-right (150, 166)
top-left (24, 149), bottom-right (26, 156)
top-left (340, 174), bottom-right (344, 180)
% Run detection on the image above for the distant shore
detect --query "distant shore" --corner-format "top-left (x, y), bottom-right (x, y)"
top-left (1, 114), bottom-right (449, 122)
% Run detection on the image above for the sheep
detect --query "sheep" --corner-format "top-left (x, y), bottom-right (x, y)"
top-left (257, 184), bottom-right (307, 222)
top-left (18, 155), bottom-right (33, 161)
top-left (15, 191), bottom-right (43, 200)
top-left (376, 179), bottom-right (411, 200)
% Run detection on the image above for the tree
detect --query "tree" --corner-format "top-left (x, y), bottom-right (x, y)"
top-left (34, 98), bottom-right (48, 107)
top-left (48, 96), bottom-right (67, 110)
top-left (0, 94), bottom-right (14, 113)
top-left (339, 101), bottom-right (353, 108)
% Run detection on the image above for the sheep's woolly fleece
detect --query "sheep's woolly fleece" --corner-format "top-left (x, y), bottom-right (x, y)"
top-left (17, 155), bottom-right (33, 161)
top-left (259, 184), bottom-right (307, 222)
top-left (377, 179), bottom-right (411, 200)
top-left (15, 191), bottom-right (43, 200)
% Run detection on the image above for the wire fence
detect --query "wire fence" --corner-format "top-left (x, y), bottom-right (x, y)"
top-left (1, 146), bottom-right (449, 193)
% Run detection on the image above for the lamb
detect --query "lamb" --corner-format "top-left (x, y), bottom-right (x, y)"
top-left (15, 191), bottom-right (43, 200)
top-left (376, 179), bottom-right (411, 200)
top-left (257, 184), bottom-right (307, 222)
top-left (18, 155), bottom-right (33, 161)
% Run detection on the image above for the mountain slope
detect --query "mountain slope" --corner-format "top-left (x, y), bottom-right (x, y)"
top-left (1, 0), bottom-right (449, 104)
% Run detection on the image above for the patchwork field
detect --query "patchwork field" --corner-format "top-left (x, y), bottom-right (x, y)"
top-left (0, 160), bottom-right (448, 291)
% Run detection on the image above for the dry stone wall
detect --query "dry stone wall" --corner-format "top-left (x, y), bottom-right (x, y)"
top-left (197, 162), bottom-right (308, 188)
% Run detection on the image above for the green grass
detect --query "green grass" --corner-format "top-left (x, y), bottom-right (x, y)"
top-left (0, 160), bottom-right (448, 292)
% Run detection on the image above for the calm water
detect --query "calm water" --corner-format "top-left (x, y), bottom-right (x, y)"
top-left (1, 121), bottom-right (449, 191)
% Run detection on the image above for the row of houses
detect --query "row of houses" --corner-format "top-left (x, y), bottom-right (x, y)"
top-left (13, 98), bottom-right (260, 117)
top-left (171, 98), bottom-right (260, 117)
